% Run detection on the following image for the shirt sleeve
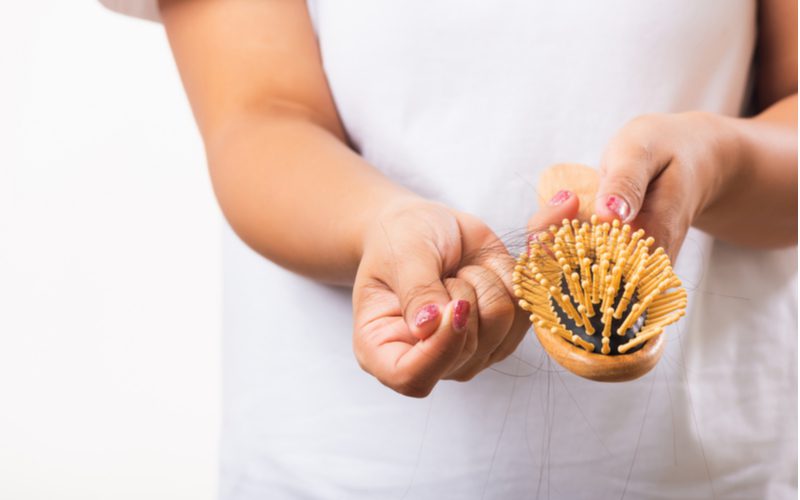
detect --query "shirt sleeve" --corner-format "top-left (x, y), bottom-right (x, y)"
top-left (98, 0), bottom-right (160, 22)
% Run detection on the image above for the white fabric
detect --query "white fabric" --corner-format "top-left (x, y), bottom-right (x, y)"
top-left (99, 0), bottom-right (159, 22)
top-left (105, 1), bottom-right (798, 498)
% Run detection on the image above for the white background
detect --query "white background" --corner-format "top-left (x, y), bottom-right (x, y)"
top-left (0, 2), bottom-right (221, 499)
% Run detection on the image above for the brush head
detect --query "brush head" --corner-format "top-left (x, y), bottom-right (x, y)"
top-left (513, 216), bottom-right (687, 382)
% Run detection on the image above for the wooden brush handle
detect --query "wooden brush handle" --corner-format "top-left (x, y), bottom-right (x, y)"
top-left (538, 163), bottom-right (600, 221)
top-left (533, 322), bottom-right (664, 382)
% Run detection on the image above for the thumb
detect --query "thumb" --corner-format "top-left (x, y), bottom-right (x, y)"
top-left (594, 136), bottom-right (670, 223)
top-left (380, 299), bottom-right (470, 397)
top-left (389, 243), bottom-right (454, 341)
top-left (528, 189), bottom-right (581, 234)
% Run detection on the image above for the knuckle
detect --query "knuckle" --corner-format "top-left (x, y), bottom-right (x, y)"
top-left (393, 377), bottom-right (434, 398)
top-left (663, 217), bottom-right (681, 242)
top-left (668, 221), bottom-right (689, 249)
top-left (610, 171), bottom-right (646, 202)
top-left (473, 331), bottom-right (504, 358)
top-left (353, 347), bottom-right (369, 373)
top-left (462, 333), bottom-right (478, 358)
top-left (353, 318), bottom-right (384, 347)
top-left (483, 295), bottom-right (516, 323)
top-left (611, 117), bottom-right (650, 149)
top-left (607, 168), bottom-right (647, 205)
top-left (489, 347), bottom-right (513, 364)
top-left (654, 215), bottom-right (686, 252)
top-left (488, 328), bottom-right (527, 365)
top-left (627, 113), bottom-right (665, 132)
top-left (472, 279), bottom-right (515, 320)
top-left (451, 370), bottom-right (478, 382)
top-left (353, 279), bottom-right (387, 306)
top-left (449, 362), bottom-right (485, 382)
top-left (402, 283), bottom-right (444, 316)
top-left (634, 142), bottom-right (654, 163)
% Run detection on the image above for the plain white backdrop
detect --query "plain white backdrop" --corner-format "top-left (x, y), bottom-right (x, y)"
top-left (0, 2), bottom-right (221, 499)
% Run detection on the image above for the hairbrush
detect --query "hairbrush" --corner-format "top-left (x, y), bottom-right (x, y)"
top-left (512, 164), bottom-right (687, 382)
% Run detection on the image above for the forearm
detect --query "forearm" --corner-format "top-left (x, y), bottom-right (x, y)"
top-left (207, 110), bottom-right (419, 285)
top-left (157, 0), bottom-right (421, 285)
top-left (695, 94), bottom-right (798, 247)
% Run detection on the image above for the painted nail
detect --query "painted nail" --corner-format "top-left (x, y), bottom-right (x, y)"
top-left (527, 232), bottom-right (544, 254)
top-left (453, 300), bottom-right (470, 331)
top-left (548, 190), bottom-right (572, 206)
top-left (414, 304), bottom-right (440, 328)
top-left (606, 195), bottom-right (631, 221)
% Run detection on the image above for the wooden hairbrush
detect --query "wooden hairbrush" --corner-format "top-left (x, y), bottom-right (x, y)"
top-left (512, 164), bottom-right (687, 382)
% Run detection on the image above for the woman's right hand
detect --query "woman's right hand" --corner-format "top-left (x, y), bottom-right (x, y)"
top-left (352, 194), bottom-right (578, 397)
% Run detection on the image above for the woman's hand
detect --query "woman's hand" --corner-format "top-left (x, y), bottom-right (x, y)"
top-left (353, 196), bottom-right (578, 397)
top-left (592, 112), bottom-right (742, 260)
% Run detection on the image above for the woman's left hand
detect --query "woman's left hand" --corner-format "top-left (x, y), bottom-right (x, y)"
top-left (592, 111), bottom-right (738, 261)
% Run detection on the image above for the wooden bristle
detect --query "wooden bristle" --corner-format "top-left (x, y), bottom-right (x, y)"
top-left (572, 334), bottom-right (595, 352)
top-left (513, 217), bottom-right (687, 356)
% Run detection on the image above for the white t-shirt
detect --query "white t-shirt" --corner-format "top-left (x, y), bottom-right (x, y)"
top-left (102, 1), bottom-right (798, 499)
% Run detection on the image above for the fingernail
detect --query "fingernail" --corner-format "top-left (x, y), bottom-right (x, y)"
top-left (414, 304), bottom-right (440, 328)
top-left (606, 195), bottom-right (631, 221)
top-left (548, 190), bottom-right (572, 206)
top-left (529, 231), bottom-right (552, 245)
top-left (453, 300), bottom-right (470, 331)
top-left (527, 232), bottom-right (544, 254)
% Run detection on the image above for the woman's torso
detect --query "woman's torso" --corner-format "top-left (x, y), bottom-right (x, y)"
top-left (222, 2), bottom-right (798, 498)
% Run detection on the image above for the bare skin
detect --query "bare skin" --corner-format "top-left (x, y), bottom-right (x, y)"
top-left (160, 0), bottom-right (797, 397)
top-left (591, 0), bottom-right (797, 260)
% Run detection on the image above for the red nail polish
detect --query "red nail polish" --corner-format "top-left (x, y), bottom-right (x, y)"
top-left (606, 195), bottom-right (631, 221)
top-left (527, 232), bottom-right (545, 254)
top-left (453, 300), bottom-right (470, 331)
top-left (548, 190), bottom-right (571, 206)
top-left (414, 304), bottom-right (440, 328)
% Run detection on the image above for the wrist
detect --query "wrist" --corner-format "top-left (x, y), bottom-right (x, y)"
top-left (689, 111), bottom-right (746, 222)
